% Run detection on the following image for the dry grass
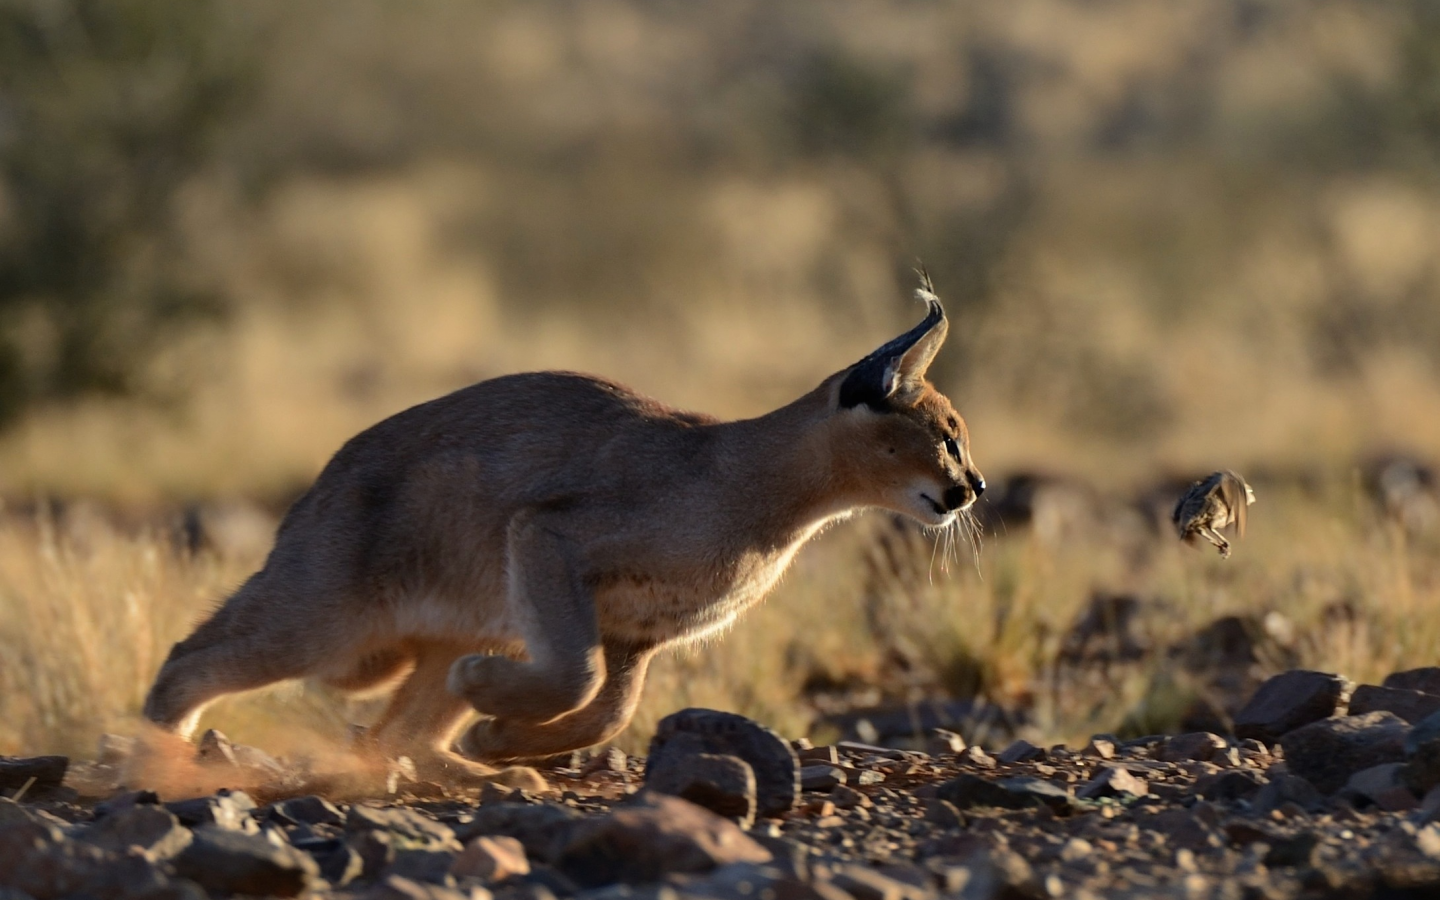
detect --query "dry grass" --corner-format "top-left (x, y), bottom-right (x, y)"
top-left (2, 477), bottom-right (1436, 763)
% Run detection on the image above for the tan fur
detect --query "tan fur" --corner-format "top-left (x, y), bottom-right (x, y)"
top-left (142, 287), bottom-right (984, 779)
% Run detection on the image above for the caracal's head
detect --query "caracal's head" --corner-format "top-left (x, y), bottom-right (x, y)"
top-left (821, 274), bottom-right (984, 528)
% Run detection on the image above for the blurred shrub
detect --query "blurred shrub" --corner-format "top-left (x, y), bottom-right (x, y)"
top-left (0, 0), bottom-right (252, 423)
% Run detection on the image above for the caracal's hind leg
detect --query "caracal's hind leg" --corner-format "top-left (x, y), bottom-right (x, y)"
top-left (447, 512), bottom-right (605, 724)
top-left (143, 572), bottom-right (335, 739)
top-left (364, 641), bottom-right (546, 790)
top-left (459, 643), bottom-right (654, 763)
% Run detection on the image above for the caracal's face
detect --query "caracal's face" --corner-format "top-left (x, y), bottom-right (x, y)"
top-left (850, 385), bottom-right (985, 528)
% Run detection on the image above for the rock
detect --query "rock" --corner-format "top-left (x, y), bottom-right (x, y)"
top-left (451, 835), bottom-right (530, 882)
top-left (582, 747), bottom-right (629, 776)
top-left (172, 826), bottom-right (318, 897)
top-left (1385, 668), bottom-right (1440, 696)
top-left (0, 756), bottom-right (68, 795)
top-left (923, 798), bottom-right (964, 828)
top-left (644, 752), bottom-right (756, 827)
top-left (1264, 832), bottom-right (1320, 868)
top-left (1403, 709), bottom-right (1440, 796)
top-left (996, 740), bottom-right (1043, 764)
top-left (799, 766), bottom-right (845, 792)
top-left (928, 730), bottom-right (966, 755)
top-left (1142, 808), bottom-right (1224, 852)
top-left (958, 747), bottom-right (996, 769)
top-left (78, 805), bottom-right (193, 861)
top-left (1342, 762), bottom-right (1418, 811)
top-left (387, 849), bottom-right (457, 885)
top-left (94, 790), bottom-right (160, 819)
top-left (347, 805), bottom-right (460, 849)
top-left (1083, 737), bottom-right (1117, 759)
top-left (1348, 684), bottom-right (1440, 724)
top-left (1077, 766), bottom-right (1149, 799)
top-left (166, 789), bottom-right (257, 832)
top-left (0, 797), bottom-right (37, 828)
top-left (1193, 770), bottom-right (1266, 801)
top-left (453, 802), bottom-right (582, 862)
top-left (294, 836), bottom-right (365, 887)
top-left (196, 729), bottom-right (238, 767)
top-left (362, 874), bottom-right (474, 900)
top-left (1158, 732), bottom-right (1228, 762)
top-left (830, 786), bottom-right (870, 809)
top-left (646, 708), bottom-right (800, 818)
top-left (1234, 670), bottom-right (1351, 744)
top-left (829, 864), bottom-right (932, 900)
top-left (936, 774), bottom-right (1071, 812)
top-left (553, 791), bottom-right (770, 887)
top-left (1280, 712), bottom-right (1409, 794)
top-left (1251, 773), bottom-right (1325, 814)
top-left (275, 794), bottom-right (344, 826)
top-left (798, 746), bottom-right (840, 765)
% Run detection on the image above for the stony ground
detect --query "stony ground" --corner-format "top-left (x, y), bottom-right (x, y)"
top-left (8, 670), bottom-right (1440, 900)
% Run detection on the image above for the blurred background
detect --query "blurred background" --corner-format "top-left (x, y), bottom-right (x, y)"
top-left (2, 0), bottom-right (1440, 765)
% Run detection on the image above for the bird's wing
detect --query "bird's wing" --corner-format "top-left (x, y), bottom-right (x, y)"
top-left (1221, 471), bottom-right (1248, 537)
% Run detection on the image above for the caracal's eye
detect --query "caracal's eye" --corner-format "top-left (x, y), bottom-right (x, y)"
top-left (943, 437), bottom-right (962, 461)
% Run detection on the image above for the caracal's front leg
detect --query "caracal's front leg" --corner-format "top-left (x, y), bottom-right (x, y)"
top-left (447, 511), bottom-right (605, 724)
top-left (459, 642), bottom-right (654, 762)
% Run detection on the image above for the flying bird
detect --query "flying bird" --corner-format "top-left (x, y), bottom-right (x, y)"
top-left (1173, 470), bottom-right (1255, 559)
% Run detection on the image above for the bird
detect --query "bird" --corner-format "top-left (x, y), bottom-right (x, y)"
top-left (1173, 470), bottom-right (1255, 559)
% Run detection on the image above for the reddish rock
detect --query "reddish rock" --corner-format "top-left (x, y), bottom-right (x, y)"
top-left (1158, 732), bottom-right (1229, 762)
top-left (1384, 668), bottom-right (1440, 696)
top-left (1348, 684), bottom-right (1440, 724)
top-left (449, 835), bottom-right (530, 882)
top-left (1234, 670), bottom-right (1351, 744)
top-left (1077, 766), bottom-right (1149, 799)
top-left (554, 792), bottom-right (770, 887)
top-left (1280, 712), bottom-right (1409, 794)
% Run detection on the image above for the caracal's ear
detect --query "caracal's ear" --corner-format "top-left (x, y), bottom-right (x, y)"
top-left (836, 270), bottom-right (948, 410)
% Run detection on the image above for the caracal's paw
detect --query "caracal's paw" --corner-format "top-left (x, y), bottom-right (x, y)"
top-left (447, 653), bottom-right (549, 720)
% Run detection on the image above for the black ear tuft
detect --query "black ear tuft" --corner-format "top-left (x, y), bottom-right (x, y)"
top-left (837, 274), bottom-right (947, 411)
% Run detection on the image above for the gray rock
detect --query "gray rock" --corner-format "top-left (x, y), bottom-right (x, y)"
top-left (1385, 667), bottom-right (1440, 696)
top-left (1193, 769), bottom-right (1266, 801)
top-left (1348, 684), bottom-right (1440, 724)
top-left (646, 752), bottom-right (756, 827)
top-left (1264, 832), bottom-right (1320, 868)
top-left (936, 774), bottom-right (1071, 812)
top-left (1077, 765), bottom-right (1149, 799)
top-left (1342, 762), bottom-right (1418, 811)
top-left (798, 765), bottom-right (845, 792)
top-left (453, 802), bottom-right (581, 863)
top-left (829, 864), bottom-right (934, 900)
top-left (1404, 709), bottom-right (1440, 796)
top-left (388, 848), bottom-right (458, 885)
top-left (0, 756), bottom-right (68, 795)
top-left (1280, 711), bottom-right (1409, 794)
top-left (1251, 773), bottom-right (1325, 814)
top-left (293, 836), bottom-right (365, 887)
top-left (928, 730), bottom-right (966, 755)
top-left (995, 740), bottom-right (1043, 764)
top-left (553, 791), bottom-right (770, 888)
top-left (1158, 732), bottom-right (1228, 762)
top-left (1234, 670), bottom-right (1351, 744)
top-left (78, 805), bottom-right (193, 861)
top-left (166, 790), bottom-right (257, 831)
top-left (347, 805), bottom-right (459, 849)
top-left (275, 794), bottom-right (344, 826)
top-left (646, 709), bottom-right (799, 818)
top-left (923, 798), bottom-right (964, 828)
top-left (361, 874), bottom-right (475, 900)
top-left (172, 826), bottom-right (318, 897)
